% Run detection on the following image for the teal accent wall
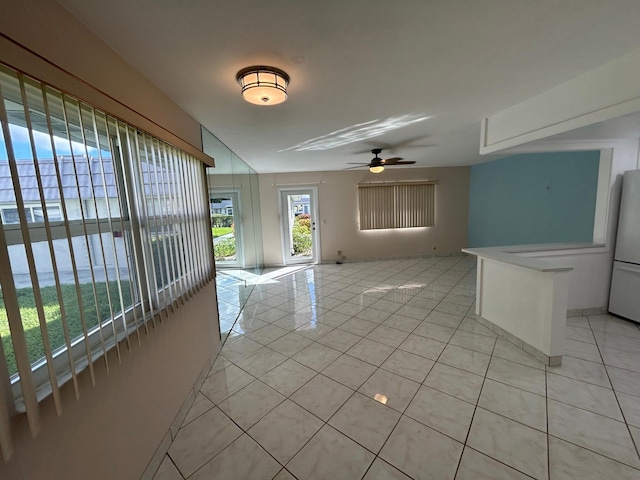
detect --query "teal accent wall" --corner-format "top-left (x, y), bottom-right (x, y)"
top-left (468, 151), bottom-right (600, 247)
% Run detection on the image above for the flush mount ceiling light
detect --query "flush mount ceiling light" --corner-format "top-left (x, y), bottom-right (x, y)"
top-left (236, 66), bottom-right (290, 106)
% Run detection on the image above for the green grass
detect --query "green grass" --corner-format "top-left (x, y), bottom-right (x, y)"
top-left (212, 227), bottom-right (233, 238)
top-left (0, 281), bottom-right (132, 377)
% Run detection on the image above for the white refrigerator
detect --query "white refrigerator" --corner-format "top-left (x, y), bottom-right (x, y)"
top-left (609, 169), bottom-right (640, 323)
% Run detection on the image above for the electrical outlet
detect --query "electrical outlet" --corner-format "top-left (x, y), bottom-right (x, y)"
top-left (337, 250), bottom-right (342, 256)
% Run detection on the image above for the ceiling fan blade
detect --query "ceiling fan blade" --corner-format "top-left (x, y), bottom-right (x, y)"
top-left (343, 165), bottom-right (367, 170)
top-left (346, 162), bottom-right (370, 165)
top-left (388, 161), bottom-right (416, 165)
top-left (381, 157), bottom-right (404, 164)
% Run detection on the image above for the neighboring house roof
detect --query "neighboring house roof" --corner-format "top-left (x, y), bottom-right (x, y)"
top-left (0, 155), bottom-right (171, 202)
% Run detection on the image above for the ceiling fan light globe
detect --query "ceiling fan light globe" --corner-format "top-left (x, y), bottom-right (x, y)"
top-left (369, 165), bottom-right (385, 174)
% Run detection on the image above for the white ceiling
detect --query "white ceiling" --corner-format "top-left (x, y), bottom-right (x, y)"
top-left (56, 0), bottom-right (640, 173)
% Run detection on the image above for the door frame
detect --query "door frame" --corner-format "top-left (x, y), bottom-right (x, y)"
top-left (278, 186), bottom-right (320, 265)
top-left (210, 189), bottom-right (244, 268)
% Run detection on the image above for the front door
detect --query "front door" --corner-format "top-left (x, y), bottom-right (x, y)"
top-left (280, 188), bottom-right (319, 265)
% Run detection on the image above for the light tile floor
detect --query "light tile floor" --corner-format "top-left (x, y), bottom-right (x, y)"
top-left (214, 269), bottom-right (256, 333)
top-left (154, 256), bottom-right (640, 480)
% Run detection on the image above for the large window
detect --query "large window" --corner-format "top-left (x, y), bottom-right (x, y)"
top-left (0, 64), bottom-right (213, 456)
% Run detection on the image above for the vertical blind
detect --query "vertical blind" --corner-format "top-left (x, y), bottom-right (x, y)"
top-left (0, 64), bottom-right (214, 461)
top-left (358, 181), bottom-right (436, 230)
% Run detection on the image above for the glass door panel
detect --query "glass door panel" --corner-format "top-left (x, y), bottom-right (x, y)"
top-left (210, 192), bottom-right (242, 267)
top-left (280, 188), bottom-right (319, 265)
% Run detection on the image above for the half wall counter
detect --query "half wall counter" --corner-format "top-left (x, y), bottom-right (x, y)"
top-left (462, 244), bottom-right (586, 366)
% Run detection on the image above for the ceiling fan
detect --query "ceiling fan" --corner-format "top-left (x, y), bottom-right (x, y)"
top-left (345, 148), bottom-right (416, 174)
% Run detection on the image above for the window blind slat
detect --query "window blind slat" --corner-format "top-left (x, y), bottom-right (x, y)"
top-left (62, 96), bottom-right (111, 373)
top-left (178, 150), bottom-right (197, 296)
top-left (0, 221), bottom-right (40, 440)
top-left (114, 121), bottom-right (150, 339)
top-left (189, 161), bottom-right (202, 289)
top-left (77, 102), bottom-right (122, 364)
top-left (163, 144), bottom-right (187, 304)
top-left (0, 353), bottom-right (12, 460)
top-left (90, 109), bottom-right (132, 352)
top-left (194, 162), bottom-right (205, 287)
top-left (193, 162), bottom-right (207, 288)
top-left (0, 76), bottom-right (51, 429)
top-left (141, 136), bottom-right (168, 321)
top-left (174, 149), bottom-right (190, 299)
top-left (181, 156), bottom-right (197, 291)
top-left (31, 82), bottom-right (81, 401)
top-left (42, 87), bottom-right (97, 387)
top-left (129, 126), bottom-right (159, 329)
top-left (151, 138), bottom-right (177, 312)
top-left (16, 76), bottom-right (65, 415)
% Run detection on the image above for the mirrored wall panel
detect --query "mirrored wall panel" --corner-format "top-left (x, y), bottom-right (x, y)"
top-left (202, 127), bottom-right (264, 333)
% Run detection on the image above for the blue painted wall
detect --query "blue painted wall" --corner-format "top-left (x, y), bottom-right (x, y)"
top-left (468, 151), bottom-right (600, 247)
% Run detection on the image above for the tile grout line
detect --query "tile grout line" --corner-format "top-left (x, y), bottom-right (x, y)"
top-left (451, 311), bottom-right (499, 480)
top-left (167, 453), bottom-right (184, 480)
top-left (586, 313), bottom-right (640, 463)
top-left (546, 335), bottom-right (550, 480)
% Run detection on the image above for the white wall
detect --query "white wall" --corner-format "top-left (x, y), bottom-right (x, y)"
top-left (258, 167), bottom-right (469, 266)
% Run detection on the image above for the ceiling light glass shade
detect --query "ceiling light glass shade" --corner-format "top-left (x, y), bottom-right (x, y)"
top-left (236, 66), bottom-right (290, 105)
top-left (369, 165), bottom-right (385, 174)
